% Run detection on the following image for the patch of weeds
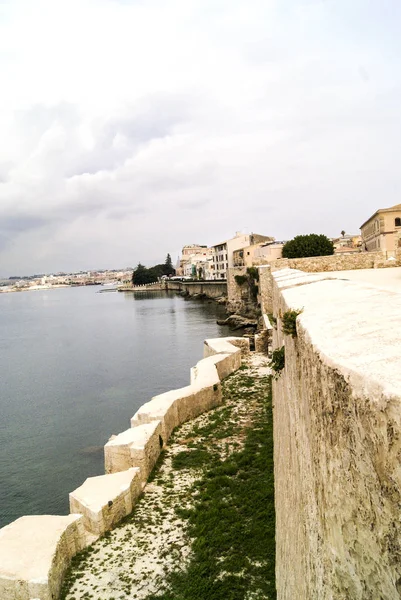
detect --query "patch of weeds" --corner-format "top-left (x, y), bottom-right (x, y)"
top-left (270, 346), bottom-right (285, 379)
top-left (171, 449), bottom-right (211, 470)
top-left (281, 309), bottom-right (303, 337)
top-left (267, 313), bottom-right (277, 329)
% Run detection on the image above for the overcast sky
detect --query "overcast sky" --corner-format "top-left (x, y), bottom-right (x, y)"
top-left (0, 0), bottom-right (400, 275)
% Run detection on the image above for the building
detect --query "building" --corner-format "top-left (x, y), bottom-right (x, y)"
top-left (233, 240), bottom-right (281, 267)
top-left (177, 245), bottom-right (208, 277)
top-left (211, 242), bottom-right (228, 279)
top-left (182, 248), bottom-right (213, 279)
top-left (211, 232), bottom-right (274, 279)
top-left (360, 204), bottom-right (401, 254)
top-left (331, 234), bottom-right (362, 254)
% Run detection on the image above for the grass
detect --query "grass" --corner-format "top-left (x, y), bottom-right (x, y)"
top-left (144, 372), bottom-right (276, 600)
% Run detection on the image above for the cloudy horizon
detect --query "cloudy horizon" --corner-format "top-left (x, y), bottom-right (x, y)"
top-left (1, 0), bottom-right (400, 276)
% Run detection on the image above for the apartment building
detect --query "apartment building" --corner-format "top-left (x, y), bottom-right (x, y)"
top-left (211, 232), bottom-right (273, 279)
top-left (360, 204), bottom-right (401, 253)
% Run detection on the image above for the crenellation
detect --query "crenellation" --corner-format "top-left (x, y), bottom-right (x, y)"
top-left (0, 336), bottom-right (249, 600)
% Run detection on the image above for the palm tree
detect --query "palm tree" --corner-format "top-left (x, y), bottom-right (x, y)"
top-left (341, 230), bottom-right (346, 238)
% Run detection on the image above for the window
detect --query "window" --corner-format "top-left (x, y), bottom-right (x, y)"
top-left (395, 218), bottom-right (401, 227)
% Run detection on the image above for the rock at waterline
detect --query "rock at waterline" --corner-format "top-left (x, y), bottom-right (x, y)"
top-left (217, 315), bottom-right (258, 330)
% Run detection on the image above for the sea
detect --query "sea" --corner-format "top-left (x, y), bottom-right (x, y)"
top-left (0, 286), bottom-right (230, 528)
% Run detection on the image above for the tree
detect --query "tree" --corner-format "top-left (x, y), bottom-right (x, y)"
top-left (132, 263), bottom-right (158, 285)
top-left (282, 234), bottom-right (334, 259)
top-left (341, 230), bottom-right (346, 237)
top-left (162, 253), bottom-right (175, 276)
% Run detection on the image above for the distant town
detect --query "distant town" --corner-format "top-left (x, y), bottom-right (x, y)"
top-left (0, 269), bottom-right (134, 293)
top-left (2, 202), bottom-right (400, 293)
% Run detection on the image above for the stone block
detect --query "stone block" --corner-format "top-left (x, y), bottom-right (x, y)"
top-left (69, 468), bottom-right (142, 536)
top-left (104, 421), bottom-right (162, 481)
top-left (203, 336), bottom-right (249, 358)
top-left (0, 515), bottom-right (87, 600)
top-left (131, 392), bottom-right (180, 440)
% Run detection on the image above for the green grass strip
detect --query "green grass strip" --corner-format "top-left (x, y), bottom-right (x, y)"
top-left (146, 375), bottom-right (276, 600)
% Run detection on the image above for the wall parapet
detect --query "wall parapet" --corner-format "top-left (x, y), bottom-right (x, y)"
top-left (0, 336), bottom-right (249, 600)
top-left (271, 268), bottom-right (401, 600)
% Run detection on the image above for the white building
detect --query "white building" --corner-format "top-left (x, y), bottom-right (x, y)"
top-left (211, 232), bottom-right (273, 279)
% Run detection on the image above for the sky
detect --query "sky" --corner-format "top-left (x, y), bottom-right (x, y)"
top-left (0, 0), bottom-right (401, 275)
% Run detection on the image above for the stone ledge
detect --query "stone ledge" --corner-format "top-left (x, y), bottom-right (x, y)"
top-left (69, 468), bottom-right (142, 536)
top-left (0, 515), bottom-right (87, 600)
top-left (273, 269), bottom-right (401, 399)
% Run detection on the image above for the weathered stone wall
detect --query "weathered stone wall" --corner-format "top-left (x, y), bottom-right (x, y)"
top-left (258, 251), bottom-right (401, 313)
top-left (226, 266), bottom-right (247, 305)
top-left (271, 269), bottom-right (401, 600)
top-left (270, 250), bottom-right (384, 272)
top-left (166, 280), bottom-right (227, 299)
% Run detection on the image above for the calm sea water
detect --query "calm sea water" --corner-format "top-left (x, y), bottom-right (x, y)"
top-left (0, 287), bottom-right (230, 528)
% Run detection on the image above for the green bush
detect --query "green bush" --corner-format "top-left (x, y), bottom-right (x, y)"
top-left (281, 309), bottom-right (303, 337)
top-left (282, 234), bottom-right (334, 259)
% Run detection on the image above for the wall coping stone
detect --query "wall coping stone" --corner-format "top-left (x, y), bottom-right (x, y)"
top-left (273, 269), bottom-right (401, 401)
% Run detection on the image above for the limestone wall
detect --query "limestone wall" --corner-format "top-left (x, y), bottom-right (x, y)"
top-left (258, 251), bottom-right (401, 314)
top-left (226, 266), bottom-right (247, 305)
top-left (165, 280), bottom-right (227, 299)
top-left (271, 268), bottom-right (401, 600)
top-left (0, 336), bottom-right (249, 600)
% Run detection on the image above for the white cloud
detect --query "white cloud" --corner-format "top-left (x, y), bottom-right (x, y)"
top-left (0, 0), bottom-right (401, 274)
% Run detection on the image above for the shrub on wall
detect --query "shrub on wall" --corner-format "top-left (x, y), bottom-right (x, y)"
top-left (234, 268), bottom-right (260, 303)
top-left (270, 346), bottom-right (285, 378)
top-left (282, 309), bottom-right (303, 337)
top-left (282, 234), bottom-right (334, 259)
top-left (235, 274), bottom-right (248, 286)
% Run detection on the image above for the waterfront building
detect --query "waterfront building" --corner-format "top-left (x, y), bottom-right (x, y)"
top-left (211, 232), bottom-right (274, 279)
top-left (360, 204), bottom-right (401, 254)
top-left (178, 244), bottom-right (210, 278)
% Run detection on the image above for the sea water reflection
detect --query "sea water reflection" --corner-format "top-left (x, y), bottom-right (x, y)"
top-left (0, 287), bottom-right (229, 527)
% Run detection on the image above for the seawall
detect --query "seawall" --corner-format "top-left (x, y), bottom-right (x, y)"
top-left (271, 268), bottom-right (401, 599)
top-left (0, 336), bottom-right (249, 600)
top-left (165, 280), bottom-right (227, 299)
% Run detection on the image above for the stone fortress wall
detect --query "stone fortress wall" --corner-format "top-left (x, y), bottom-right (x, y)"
top-left (0, 336), bottom-right (249, 600)
top-left (257, 250), bottom-right (401, 314)
top-left (270, 268), bottom-right (401, 599)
